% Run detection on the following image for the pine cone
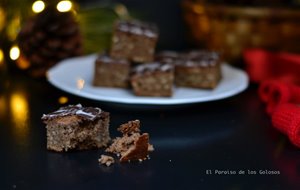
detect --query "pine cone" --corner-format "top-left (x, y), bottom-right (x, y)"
top-left (18, 6), bottom-right (82, 77)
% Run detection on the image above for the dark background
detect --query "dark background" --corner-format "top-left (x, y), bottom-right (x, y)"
top-left (76, 0), bottom-right (300, 52)
top-left (78, 0), bottom-right (191, 51)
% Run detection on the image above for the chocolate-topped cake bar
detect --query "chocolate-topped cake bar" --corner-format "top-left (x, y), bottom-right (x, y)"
top-left (175, 50), bottom-right (221, 89)
top-left (93, 54), bottom-right (130, 88)
top-left (130, 62), bottom-right (174, 97)
top-left (156, 50), bottom-right (222, 89)
top-left (110, 20), bottom-right (158, 63)
top-left (41, 104), bottom-right (110, 152)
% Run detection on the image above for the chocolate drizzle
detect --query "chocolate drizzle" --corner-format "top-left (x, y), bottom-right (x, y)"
top-left (156, 50), bottom-right (220, 67)
top-left (116, 20), bottom-right (158, 38)
top-left (131, 62), bottom-right (174, 75)
top-left (41, 104), bottom-right (102, 121)
top-left (96, 54), bottom-right (129, 65)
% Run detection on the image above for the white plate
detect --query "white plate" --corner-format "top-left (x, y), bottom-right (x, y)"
top-left (47, 54), bottom-right (249, 105)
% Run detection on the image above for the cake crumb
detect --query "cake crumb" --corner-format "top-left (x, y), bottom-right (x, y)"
top-left (106, 120), bottom-right (154, 163)
top-left (98, 155), bottom-right (115, 166)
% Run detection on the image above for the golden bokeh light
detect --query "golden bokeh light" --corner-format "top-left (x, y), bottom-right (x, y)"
top-left (10, 93), bottom-right (29, 129)
top-left (0, 49), bottom-right (4, 65)
top-left (58, 96), bottom-right (69, 104)
top-left (10, 92), bottom-right (30, 142)
top-left (57, 1), bottom-right (73, 12)
top-left (0, 7), bottom-right (5, 31)
top-left (9, 45), bottom-right (20, 60)
top-left (0, 96), bottom-right (6, 118)
top-left (16, 54), bottom-right (30, 69)
top-left (32, 0), bottom-right (45, 13)
top-left (7, 16), bottom-right (20, 41)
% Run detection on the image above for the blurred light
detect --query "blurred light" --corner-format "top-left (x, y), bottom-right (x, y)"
top-left (16, 54), bottom-right (30, 69)
top-left (9, 45), bottom-right (20, 60)
top-left (58, 96), bottom-right (68, 104)
top-left (114, 4), bottom-right (129, 19)
top-left (10, 93), bottom-right (29, 129)
top-left (193, 5), bottom-right (204, 14)
top-left (0, 96), bottom-right (6, 118)
top-left (32, 1), bottom-right (45, 13)
top-left (7, 16), bottom-right (20, 41)
top-left (0, 49), bottom-right (4, 65)
top-left (77, 78), bottom-right (85, 90)
top-left (57, 1), bottom-right (73, 12)
top-left (0, 7), bottom-right (5, 31)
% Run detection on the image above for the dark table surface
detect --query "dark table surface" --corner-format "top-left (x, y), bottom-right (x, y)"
top-left (1, 71), bottom-right (300, 190)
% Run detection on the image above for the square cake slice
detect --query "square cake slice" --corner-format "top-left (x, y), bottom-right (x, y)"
top-left (130, 62), bottom-right (174, 97)
top-left (41, 104), bottom-right (110, 152)
top-left (175, 50), bottom-right (222, 89)
top-left (93, 54), bottom-right (130, 88)
top-left (110, 20), bottom-right (158, 63)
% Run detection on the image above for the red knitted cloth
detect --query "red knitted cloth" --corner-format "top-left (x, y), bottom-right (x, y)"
top-left (272, 104), bottom-right (300, 147)
top-left (258, 80), bottom-right (300, 115)
top-left (244, 49), bottom-right (300, 148)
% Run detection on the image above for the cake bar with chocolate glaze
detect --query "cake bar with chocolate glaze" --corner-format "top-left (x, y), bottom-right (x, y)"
top-left (41, 104), bottom-right (110, 152)
top-left (175, 50), bottom-right (221, 89)
top-left (156, 50), bottom-right (222, 89)
top-left (93, 53), bottom-right (130, 88)
top-left (110, 20), bottom-right (158, 63)
top-left (130, 62), bottom-right (174, 97)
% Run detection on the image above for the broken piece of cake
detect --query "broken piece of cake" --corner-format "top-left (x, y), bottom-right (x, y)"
top-left (105, 120), bottom-right (154, 163)
top-left (41, 104), bottom-right (110, 152)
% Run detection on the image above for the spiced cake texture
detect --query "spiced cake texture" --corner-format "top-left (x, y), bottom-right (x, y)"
top-left (110, 20), bottom-right (158, 63)
top-left (156, 50), bottom-right (222, 89)
top-left (130, 62), bottom-right (174, 97)
top-left (93, 54), bottom-right (130, 88)
top-left (41, 104), bottom-right (110, 152)
top-left (106, 120), bottom-right (154, 162)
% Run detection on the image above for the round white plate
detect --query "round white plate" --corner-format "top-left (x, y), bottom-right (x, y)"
top-left (47, 54), bottom-right (249, 105)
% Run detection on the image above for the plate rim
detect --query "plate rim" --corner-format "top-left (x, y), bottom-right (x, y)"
top-left (47, 54), bottom-right (249, 105)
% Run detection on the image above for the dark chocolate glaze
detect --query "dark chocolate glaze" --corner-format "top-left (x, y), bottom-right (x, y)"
top-left (41, 104), bottom-right (102, 121)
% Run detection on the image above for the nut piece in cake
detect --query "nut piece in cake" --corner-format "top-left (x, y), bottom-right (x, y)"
top-left (106, 120), bottom-right (154, 163)
top-left (110, 20), bottom-right (158, 63)
top-left (41, 104), bottom-right (110, 152)
top-left (98, 155), bottom-right (115, 166)
top-left (130, 62), bottom-right (174, 97)
top-left (93, 54), bottom-right (131, 88)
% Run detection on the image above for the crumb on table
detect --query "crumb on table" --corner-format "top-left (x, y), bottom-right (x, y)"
top-left (98, 154), bottom-right (115, 166)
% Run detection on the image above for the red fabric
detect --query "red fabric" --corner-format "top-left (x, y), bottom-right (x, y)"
top-left (244, 49), bottom-right (300, 84)
top-left (258, 80), bottom-right (300, 115)
top-left (243, 49), bottom-right (300, 148)
top-left (272, 104), bottom-right (300, 147)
